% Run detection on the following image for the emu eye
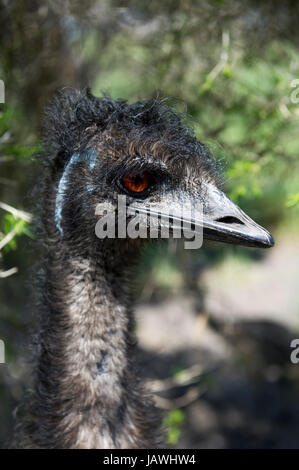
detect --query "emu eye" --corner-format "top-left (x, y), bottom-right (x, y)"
top-left (122, 171), bottom-right (152, 194)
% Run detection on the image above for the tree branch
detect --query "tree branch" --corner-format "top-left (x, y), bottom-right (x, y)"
top-left (0, 267), bottom-right (18, 278)
top-left (0, 201), bottom-right (33, 222)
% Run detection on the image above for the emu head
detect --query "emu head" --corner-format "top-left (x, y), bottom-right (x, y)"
top-left (44, 89), bottom-right (274, 250)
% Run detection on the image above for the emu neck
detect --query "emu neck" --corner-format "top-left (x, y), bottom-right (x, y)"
top-left (29, 239), bottom-right (161, 449)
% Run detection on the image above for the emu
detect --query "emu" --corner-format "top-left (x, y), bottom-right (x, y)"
top-left (12, 89), bottom-right (274, 448)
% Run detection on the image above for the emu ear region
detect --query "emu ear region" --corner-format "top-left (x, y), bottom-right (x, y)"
top-left (52, 150), bottom-right (70, 172)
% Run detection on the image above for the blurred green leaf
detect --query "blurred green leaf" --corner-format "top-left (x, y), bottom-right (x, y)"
top-left (286, 193), bottom-right (299, 208)
top-left (1, 213), bottom-right (31, 252)
top-left (163, 409), bottom-right (185, 445)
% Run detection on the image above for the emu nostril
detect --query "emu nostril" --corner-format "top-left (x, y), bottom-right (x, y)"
top-left (216, 216), bottom-right (245, 225)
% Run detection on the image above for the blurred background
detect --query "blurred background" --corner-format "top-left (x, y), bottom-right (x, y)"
top-left (0, 0), bottom-right (299, 448)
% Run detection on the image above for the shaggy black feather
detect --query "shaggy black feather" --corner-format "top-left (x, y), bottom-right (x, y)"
top-left (11, 89), bottom-right (221, 449)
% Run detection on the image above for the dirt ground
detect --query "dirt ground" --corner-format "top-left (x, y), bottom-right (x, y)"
top-left (136, 233), bottom-right (299, 448)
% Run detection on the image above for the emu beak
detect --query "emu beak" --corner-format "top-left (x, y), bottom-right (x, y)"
top-left (201, 183), bottom-right (274, 248)
top-left (127, 183), bottom-right (274, 249)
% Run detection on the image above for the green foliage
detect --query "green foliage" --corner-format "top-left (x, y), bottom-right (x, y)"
top-left (1, 213), bottom-right (33, 252)
top-left (0, 106), bottom-right (35, 255)
top-left (0, 107), bottom-right (37, 159)
top-left (163, 409), bottom-right (185, 445)
top-left (286, 193), bottom-right (299, 209)
top-left (90, 31), bottom-right (299, 228)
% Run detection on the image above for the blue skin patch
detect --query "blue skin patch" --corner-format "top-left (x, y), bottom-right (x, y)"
top-left (55, 149), bottom-right (97, 234)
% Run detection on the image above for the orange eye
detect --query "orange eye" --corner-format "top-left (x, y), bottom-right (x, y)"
top-left (123, 171), bottom-right (151, 193)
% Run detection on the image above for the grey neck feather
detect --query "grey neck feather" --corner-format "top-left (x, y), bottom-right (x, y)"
top-left (13, 236), bottom-right (162, 448)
